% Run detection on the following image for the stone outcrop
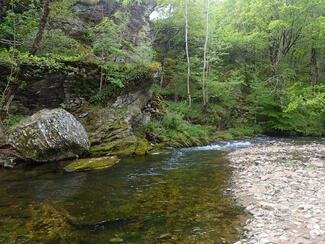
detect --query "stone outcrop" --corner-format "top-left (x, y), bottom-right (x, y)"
top-left (113, 82), bottom-right (153, 127)
top-left (9, 72), bottom-right (66, 115)
top-left (77, 74), bottom-right (155, 157)
top-left (71, 0), bottom-right (156, 47)
top-left (5, 0), bottom-right (156, 116)
top-left (8, 109), bottom-right (90, 162)
top-left (0, 1), bottom-right (158, 166)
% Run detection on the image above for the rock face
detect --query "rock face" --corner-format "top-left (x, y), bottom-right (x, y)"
top-left (113, 82), bottom-right (153, 127)
top-left (9, 72), bottom-right (66, 115)
top-left (4, 0), bottom-right (156, 115)
top-left (8, 109), bottom-right (90, 162)
top-left (71, 0), bottom-right (156, 47)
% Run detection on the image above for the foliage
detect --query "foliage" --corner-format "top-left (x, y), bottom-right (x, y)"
top-left (152, 0), bottom-right (325, 137)
top-left (0, 0), bottom-right (324, 139)
top-left (145, 103), bottom-right (212, 147)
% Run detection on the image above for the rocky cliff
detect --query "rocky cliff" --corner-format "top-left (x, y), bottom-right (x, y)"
top-left (5, 0), bottom-right (156, 116)
top-left (0, 0), bottom-right (159, 165)
top-left (71, 0), bottom-right (155, 47)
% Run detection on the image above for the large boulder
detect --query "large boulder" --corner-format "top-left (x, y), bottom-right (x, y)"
top-left (8, 109), bottom-right (90, 162)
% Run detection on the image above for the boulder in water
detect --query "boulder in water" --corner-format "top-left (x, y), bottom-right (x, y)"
top-left (8, 109), bottom-right (90, 162)
top-left (64, 156), bottom-right (120, 172)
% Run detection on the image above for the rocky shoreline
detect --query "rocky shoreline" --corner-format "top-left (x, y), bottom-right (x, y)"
top-left (229, 141), bottom-right (325, 244)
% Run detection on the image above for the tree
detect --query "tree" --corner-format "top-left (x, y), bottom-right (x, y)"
top-left (30, 0), bottom-right (52, 55)
top-left (0, 0), bottom-right (53, 120)
top-left (202, 0), bottom-right (210, 106)
top-left (184, 0), bottom-right (192, 107)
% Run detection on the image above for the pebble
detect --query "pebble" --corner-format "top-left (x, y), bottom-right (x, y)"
top-left (228, 142), bottom-right (325, 244)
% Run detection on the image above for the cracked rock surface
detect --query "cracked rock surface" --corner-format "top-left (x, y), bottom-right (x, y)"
top-left (229, 141), bottom-right (325, 244)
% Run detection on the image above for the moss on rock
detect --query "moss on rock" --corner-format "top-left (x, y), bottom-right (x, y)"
top-left (64, 156), bottom-right (120, 172)
top-left (90, 136), bottom-right (152, 157)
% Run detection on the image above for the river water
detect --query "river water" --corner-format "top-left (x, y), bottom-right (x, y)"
top-left (0, 139), bottom-right (272, 243)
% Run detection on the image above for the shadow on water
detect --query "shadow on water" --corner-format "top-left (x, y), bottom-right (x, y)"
top-left (0, 139), bottom-right (276, 243)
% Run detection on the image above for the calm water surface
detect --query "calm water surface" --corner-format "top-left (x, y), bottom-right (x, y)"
top-left (0, 141), bottom-right (263, 243)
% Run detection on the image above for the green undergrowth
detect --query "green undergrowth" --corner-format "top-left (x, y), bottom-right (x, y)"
top-left (141, 99), bottom-right (265, 148)
top-left (142, 109), bottom-right (213, 148)
top-left (4, 114), bottom-right (27, 127)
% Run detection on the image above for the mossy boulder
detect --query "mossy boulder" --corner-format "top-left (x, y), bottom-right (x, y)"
top-left (64, 156), bottom-right (120, 172)
top-left (80, 107), bottom-right (130, 146)
top-left (90, 136), bottom-right (152, 157)
top-left (80, 105), bottom-right (153, 158)
top-left (8, 109), bottom-right (90, 162)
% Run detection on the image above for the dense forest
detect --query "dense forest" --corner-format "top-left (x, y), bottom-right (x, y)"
top-left (0, 0), bottom-right (324, 145)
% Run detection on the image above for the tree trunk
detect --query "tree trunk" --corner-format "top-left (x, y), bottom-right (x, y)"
top-left (185, 0), bottom-right (192, 107)
top-left (30, 0), bottom-right (52, 55)
top-left (202, 0), bottom-right (210, 106)
top-left (311, 48), bottom-right (320, 84)
top-left (160, 59), bottom-right (165, 87)
top-left (99, 3), bottom-right (105, 91)
top-left (0, 0), bottom-right (9, 21)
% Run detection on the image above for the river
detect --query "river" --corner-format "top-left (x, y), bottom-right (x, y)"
top-left (0, 138), bottom-right (287, 243)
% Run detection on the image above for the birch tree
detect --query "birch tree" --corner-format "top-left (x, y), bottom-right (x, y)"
top-left (202, 0), bottom-right (209, 106)
top-left (185, 0), bottom-right (192, 107)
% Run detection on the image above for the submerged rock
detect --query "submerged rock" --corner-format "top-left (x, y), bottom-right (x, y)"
top-left (8, 109), bottom-right (90, 162)
top-left (64, 156), bottom-right (120, 172)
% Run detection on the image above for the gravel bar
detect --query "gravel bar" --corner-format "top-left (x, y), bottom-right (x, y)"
top-left (229, 142), bottom-right (325, 244)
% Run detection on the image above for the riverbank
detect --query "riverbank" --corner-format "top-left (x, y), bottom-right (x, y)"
top-left (229, 141), bottom-right (325, 243)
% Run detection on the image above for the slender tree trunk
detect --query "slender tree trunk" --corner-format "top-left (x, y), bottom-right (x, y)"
top-left (160, 59), bottom-right (165, 87)
top-left (30, 0), bottom-right (52, 55)
top-left (99, 3), bottom-right (105, 91)
top-left (202, 0), bottom-right (210, 106)
top-left (185, 0), bottom-right (192, 107)
top-left (311, 48), bottom-right (320, 84)
top-left (0, 2), bottom-right (18, 121)
top-left (0, 0), bottom-right (9, 21)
